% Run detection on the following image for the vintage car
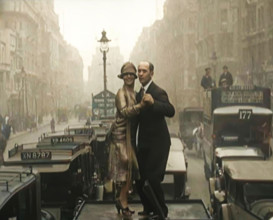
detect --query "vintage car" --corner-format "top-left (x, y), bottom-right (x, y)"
top-left (163, 136), bottom-right (189, 199)
top-left (179, 107), bottom-right (203, 150)
top-left (209, 160), bottom-right (273, 220)
top-left (0, 166), bottom-right (41, 220)
top-left (56, 108), bottom-right (69, 124)
top-left (4, 136), bottom-right (93, 220)
top-left (0, 166), bottom-right (54, 220)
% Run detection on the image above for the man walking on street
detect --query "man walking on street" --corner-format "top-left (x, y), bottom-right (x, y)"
top-left (133, 61), bottom-right (175, 219)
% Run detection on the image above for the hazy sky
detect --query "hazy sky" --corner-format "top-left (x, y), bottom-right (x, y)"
top-left (54, 0), bottom-right (166, 81)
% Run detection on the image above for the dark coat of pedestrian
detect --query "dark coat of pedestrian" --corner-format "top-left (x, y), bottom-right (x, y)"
top-left (201, 67), bottom-right (213, 89)
top-left (133, 61), bottom-right (175, 218)
top-left (50, 118), bottom-right (55, 133)
top-left (218, 65), bottom-right (233, 87)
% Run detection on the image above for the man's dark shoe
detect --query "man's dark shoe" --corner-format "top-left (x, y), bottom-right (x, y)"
top-left (138, 210), bottom-right (152, 216)
top-left (148, 214), bottom-right (159, 219)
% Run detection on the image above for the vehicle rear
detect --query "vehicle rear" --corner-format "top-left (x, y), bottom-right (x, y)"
top-left (210, 160), bottom-right (273, 220)
top-left (202, 86), bottom-right (272, 177)
top-left (4, 137), bottom-right (93, 220)
top-left (179, 107), bottom-right (203, 149)
top-left (0, 167), bottom-right (42, 220)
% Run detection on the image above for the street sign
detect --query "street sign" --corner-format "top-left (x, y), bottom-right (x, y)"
top-left (92, 90), bottom-right (116, 119)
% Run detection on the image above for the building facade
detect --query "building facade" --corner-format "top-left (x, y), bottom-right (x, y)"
top-left (0, 0), bottom-right (84, 128)
top-left (130, 0), bottom-right (199, 122)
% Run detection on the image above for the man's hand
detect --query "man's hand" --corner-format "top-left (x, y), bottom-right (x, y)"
top-left (143, 94), bottom-right (154, 105)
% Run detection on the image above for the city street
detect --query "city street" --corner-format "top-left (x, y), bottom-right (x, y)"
top-left (185, 148), bottom-right (210, 206)
top-left (4, 118), bottom-right (82, 160)
top-left (5, 119), bottom-right (211, 208)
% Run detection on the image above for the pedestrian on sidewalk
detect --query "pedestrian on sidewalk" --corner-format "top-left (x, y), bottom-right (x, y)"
top-left (50, 117), bottom-right (55, 133)
top-left (2, 118), bottom-right (11, 140)
top-left (0, 121), bottom-right (7, 165)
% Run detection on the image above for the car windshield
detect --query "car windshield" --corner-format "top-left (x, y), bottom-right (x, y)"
top-left (213, 115), bottom-right (271, 146)
top-left (184, 112), bottom-right (203, 123)
top-left (243, 182), bottom-right (273, 204)
top-left (243, 183), bottom-right (273, 219)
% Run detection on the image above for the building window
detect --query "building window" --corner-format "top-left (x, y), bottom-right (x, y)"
top-left (248, 5), bottom-right (256, 32)
top-left (269, 2), bottom-right (273, 25)
top-left (0, 42), bottom-right (6, 64)
top-left (221, 9), bottom-right (228, 32)
top-left (258, 6), bottom-right (264, 29)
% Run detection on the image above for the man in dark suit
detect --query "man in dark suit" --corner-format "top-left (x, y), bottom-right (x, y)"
top-left (133, 61), bottom-right (175, 219)
top-left (218, 65), bottom-right (233, 87)
top-left (201, 67), bottom-right (214, 89)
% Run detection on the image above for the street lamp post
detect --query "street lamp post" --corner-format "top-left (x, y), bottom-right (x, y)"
top-left (211, 51), bottom-right (218, 86)
top-left (98, 30), bottom-right (111, 117)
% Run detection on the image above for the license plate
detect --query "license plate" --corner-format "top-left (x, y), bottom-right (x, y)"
top-left (21, 151), bottom-right (52, 160)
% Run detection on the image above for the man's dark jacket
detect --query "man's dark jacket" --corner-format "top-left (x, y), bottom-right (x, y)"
top-left (201, 75), bottom-right (213, 89)
top-left (218, 71), bottom-right (233, 87)
top-left (132, 81), bottom-right (175, 216)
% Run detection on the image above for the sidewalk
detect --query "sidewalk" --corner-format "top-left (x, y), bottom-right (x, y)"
top-left (9, 116), bottom-right (51, 140)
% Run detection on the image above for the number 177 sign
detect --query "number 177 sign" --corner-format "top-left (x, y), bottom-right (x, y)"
top-left (239, 109), bottom-right (252, 120)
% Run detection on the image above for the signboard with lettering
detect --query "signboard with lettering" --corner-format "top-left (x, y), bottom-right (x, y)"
top-left (203, 86), bottom-right (271, 119)
top-left (221, 90), bottom-right (264, 104)
top-left (51, 136), bottom-right (74, 145)
top-left (92, 90), bottom-right (116, 119)
top-left (21, 151), bottom-right (52, 160)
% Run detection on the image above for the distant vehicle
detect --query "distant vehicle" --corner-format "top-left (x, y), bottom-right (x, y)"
top-left (179, 107), bottom-right (203, 150)
top-left (64, 125), bottom-right (95, 142)
top-left (4, 135), bottom-right (93, 220)
top-left (202, 86), bottom-right (272, 179)
top-left (209, 160), bottom-right (273, 220)
top-left (0, 166), bottom-right (54, 220)
top-left (163, 136), bottom-right (189, 199)
top-left (57, 108), bottom-right (69, 124)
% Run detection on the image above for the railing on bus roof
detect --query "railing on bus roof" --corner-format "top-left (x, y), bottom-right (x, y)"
top-left (0, 167), bottom-right (33, 191)
top-left (8, 143), bottom-right (36, 158)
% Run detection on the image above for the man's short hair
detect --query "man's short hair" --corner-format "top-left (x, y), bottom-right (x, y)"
top-left (205, 67), bottom-right (211, 72)
top-left (223, 65), bottom-right (228, 69)
top-left (148, 62), bottom-right (154, 72)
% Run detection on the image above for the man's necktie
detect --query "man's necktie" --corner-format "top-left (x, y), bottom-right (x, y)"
top-left (140, 87), bottom-right (145, 99)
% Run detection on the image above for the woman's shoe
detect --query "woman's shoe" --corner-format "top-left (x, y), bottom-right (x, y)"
top-left (115, 200), bottom-right (133, 217)
top-left (125, 207), bottom-right (135, 214)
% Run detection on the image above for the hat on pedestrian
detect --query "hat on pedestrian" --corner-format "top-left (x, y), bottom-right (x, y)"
top-left (118, 62), bottom-right (137, 79)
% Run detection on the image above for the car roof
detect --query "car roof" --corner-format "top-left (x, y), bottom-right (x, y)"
top-left (170, 137), bottom-right (184, 151)
top-left (0, 167), bottom-right (36, 210)
top-left (183, 107), bottom-right (203, 112)
top-left (224, 160), bottom-right (273, 181)
top-left (214, 106), bottom-right (272, 115)
top-left (215, 146), bottom-right (264, 158)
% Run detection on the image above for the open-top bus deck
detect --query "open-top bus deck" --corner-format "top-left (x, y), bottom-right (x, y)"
top-left (76, 200), bottom-right (212, 220)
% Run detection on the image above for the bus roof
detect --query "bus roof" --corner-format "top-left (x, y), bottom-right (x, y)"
top-left (214, 106), bottom-right (272, 115)
top-left (183, 107), bottom-right (203, 112)
top-left (224, 160), bottom-right (273, 181)
top-left (0, 167), bottom-right (36, 210)
top-left (5, 141), bottom-right (90, 167)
